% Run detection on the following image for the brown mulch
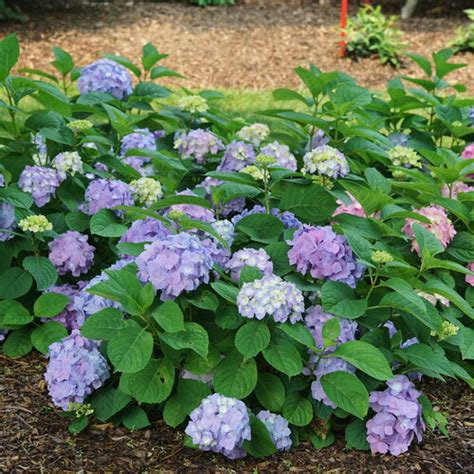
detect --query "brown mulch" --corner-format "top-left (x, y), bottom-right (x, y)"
top-left (1, 352), bottom-right (473, 472)
top-left (0, 1), bottom-right (473, 92)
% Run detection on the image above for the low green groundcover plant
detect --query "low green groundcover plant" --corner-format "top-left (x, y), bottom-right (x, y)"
top-left (449, 9), bottom-right (474, 54)
top-left (0, 34), bottom-right (473, 458)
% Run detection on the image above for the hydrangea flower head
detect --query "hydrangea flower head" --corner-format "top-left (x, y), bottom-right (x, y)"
top-left (256, 410), bottom-right (292, 451)
top-left (48, 231), bottom-right (95, 276)
top-left (136, 232), bottom-right (214, 300)
top-left (119, 218), bottom-right (170, 244)
top-left (288, 225), bottom-right (365, 288)
top-left (42, 284), bottom-right (83, 330)
top-left (166, 190), bottom-right (215, 223)
top-left (45, 330), bottom-right (110, 411)
top-left (174, 129), bottom-right (224, 164)
top-left (333, 193), bottom-right (366, 218)
top-left (461, 143), bottom-right (474, 160)
top-left (53, 151), bottom-right (84, 176)
top-left (0, 202), bottom-right (15, 241)
top-left (388, 146), bottom-right (422, 168)
top-left (32, 133), bottom-right (48, 166)
top-left (178, 95), bottom-right (209, 113)
top-left (237, 123), bottom-right (270, 146)
top-left (388, 133), bottom-right (409, 147)
top-left (185, 393), bottom-right (251, 459)
top-left (466, 262), bottom-right (474, 286)
top-left (302, 146), bottom-right (349, 179)
top-left (227, 248), bottom-right (273, 281)
top-left (261, 141), bottom-right (297, 171)
top-left (218, 140), bottom-right (256, 172)
top-left (211, 220), bottom-right (235, 246)
top-left (307, 129), bottom-right (330, 151)
top-left (19, 214), bottom-right (52, 233)
top-left (402, 205), bottom-right (456, 254)
top-left (120, 128), bottom-right (156, 169)
top-left (82, 178), bottom-right (134, 216)
top-left (237, 274), bottom-right (304, 324)
top-left (77, 59), bottom-right (132, 100)
top-left (441, 181), bottom-right (474, 199)
top-left (129, 177), bottom-right (163, 207)
top-left (19, 166), bottom-right (64, 207)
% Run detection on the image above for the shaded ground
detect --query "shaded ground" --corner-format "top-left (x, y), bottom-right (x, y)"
top-left (1, 1), bottom-right (473, 91)
top-left (1, 352), bottom-right (473, 472)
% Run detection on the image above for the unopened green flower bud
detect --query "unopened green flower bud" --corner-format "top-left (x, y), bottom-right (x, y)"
top-left (242, 165), bottom-right (265, 181)
top-left (168, 209), bottom-right (185, 220)
top-left (68, 402), bottom-right (94, 418)
top-left (129, 177), bottom-right (163, 208)
top-left (371, 250), bottom-right (394, 264)
top-left (19, 215), bottom-right (53, 233)
top-left (430, 320), bottom-right (459, 341)
top-left (256, 154), bottom-right (276, 167)
top-left (68, 119), bottom-right (93, 131)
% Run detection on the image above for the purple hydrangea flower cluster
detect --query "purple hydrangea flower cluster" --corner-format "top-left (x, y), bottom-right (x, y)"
top-left (43, 284), bottom-right (83, 330)
top-left (226, 248), bottom-right (273, 281)
top-left (32, 133), bottom-right (48, 166)
top-left (217, 140), bottom-right (256, 172)
top-left (18, 166), bottom-right (64, 207)
top-left (185, 393), bottom-right (251, 459)
top-left (48, 231), bottom-right (95, 276)
top-left (45, 330), bottom-right (110, 411)
top-left (237, 274), bottom-right (304, 324)
top-left (388, 133), bottom-right (410, 147)
top-left (119, 218), bottom-right (170, 244)
top-left (82, 178), bottom-right (134, 216)
top-left (120, 128), bottom-right (156, 171)
top-left (306, 129), bottom-right (330, 151)
top-left (261, 141), bottom-right (297, 171)
top-left (200, 236), bottom-right (231, 268)
top-left (0, 202), bottom-right (15, 241)
top-left (211, 219), bottom-right (235, 246)
top-left (166, 190), bottom-right (216, 223)
top-left (366, 375), bottom-right (425, 456)
top-left (256, 410), bottom-right (292, 451)
top-left (231, 204), bottom-right (302, 230)
top-left (288, 225), bottom-right (365, 288)
top-left (136, 232), bottom-right (214, 300)
top-left (77, 59), bottom-right (133, 100)
top-left (174, 129), bottom-right (224, 164)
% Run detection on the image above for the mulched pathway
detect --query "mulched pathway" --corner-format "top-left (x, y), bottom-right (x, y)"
top-left (1, 0), bottom-right (473, 91)
top-left (1, 352), bottom-right (473, 472)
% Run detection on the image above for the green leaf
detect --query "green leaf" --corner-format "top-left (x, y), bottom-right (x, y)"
top-left (2, 328), bottom-right (33, 357)
top-left (31, 322), bottom-right (68, 354)
top-left (459, 328), bottom-right (474, 360)
top-left (447, 232), bottom-right (474, 262)
top-left (262, 335), bottom-right (303, 377)
top-left (68, 416), bottom-right (89, 435)
top-left (2, 303), bottom-right (33, 326)
top-left (80, 308), bottom-right (127, 341)
top-left (243, 417), bottom-right (277, 458)
top-left (150, 66), bottom-right (183, 79)
top-left (332, 341), bottom-right (393, 381)
top-left (320, 371), bottom-right (369, 419)
top-left (115, 242), bottom-right (146, 257)
top-left (90, 209), bottom-right (127, 238)
top-left (265, 242), bottom-right (291, 276)
top-left (152, 300), bottom-right (185, 333)
top-left (412, 223), bottom-right (444, 256)
top-left (235, 213), bottom-right (284, 244)
top-left (107, 325), bottom-right (154, 373)
top-left (239, 266), bottom-right (263, 285)
top-left (0, 34), bottom-right (20, 82)
top-left (51, 47), bottom-right (74, 75)
top-left (210, 281), bottom-right (239, 304)
top-left (235, 321), bottom-right (270, 358)
top-left (0, 267), bottom-right (33, 299)
top-left (102, 53), bottom-right (141, 77)
top-left (33, 293), bottom-right (70, 318)
top-left (119, 358), bottom-right (175, 404)
top-left (213, 352), bottom-right (257, 398)
top-left (215, 306), bottom-right (243, 330)
top-left (345, 419), bottom-right (370, 450)
top-left (188, 290), bottom-right (219, 312)
top-left (0, 186), bottom-right (33, 209)
top-left (23, 256), bottom-right (58, 291)
top-left (141, 42), bottom-right (166, 71)
top-left (272, 87), bottom-right (308, 105)
top-left (281, 393), bottom-right (313, 426)
top-left (400, 343), bottom-right (454, 377)
top-left (255, 372), bottom-right (286, 412)
top-left (65, 211), bottom-right (90, 232)
top-left (277, 323), bottom-right (318, 351)
top-left (159, 322), bottom-right (209, 358)
top-left (90, 386), bottom-right (131, 421)
top-left (321, 281), bottom-right (367, 319)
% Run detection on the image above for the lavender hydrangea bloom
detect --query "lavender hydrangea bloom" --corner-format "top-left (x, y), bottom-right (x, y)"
top-left (0, 174), bottom-right (4, 187)
top-left (136, 232), bottom-right (214, 300)
top-left (237, 274), bottom-right (304, 324)
top-left (42, 284), bottom-right (83, 330)
top-left (77, 59), bottom-right (132, 100)
top-left (217, 140), bottom-right (256, 172)
top-left (211, 220), bottom-right (235, 246)
top-left (119, 218), bottom-right (170, 245)
top-left (231, 205), bottom-right (302, 230)
top-left (366, 375), bottom-right (425, 456)
top-left (82, 178), bottom-right (134, 216)
top-left (256, 410), bottom-right (292, 451)
top-left (18, 166), bottom-right (64, 207)
top-left (166, 190), bottom-right (216, 223)
top-left (307, 129), bottom-right (330, 151)
top-left (261, 141), bottom-right (297, 171)
top-left (120, 128), bottom-right (156, 171)
top-left (201, 236), bottom-right (231, 268)
top-left (302, 145), bottom-right (350, 179)
top-left (0, 202), bottom-right (15, 241)
top-left (45, 330), bottom-right (110, 411)
top-left (226, 248), bottom-right (273, 282)
top-left (388, 133), bottom-right (410, 147)
top-left (32, 133), bottom-right (48, 166)
top-left (48, 231), bottom-right (95, 276)
top-left (288, 225), bottom-right (365, 288)
top-left (310, 357), bottom-right (356, 408)
top-left (185, 393), bottom-right (251, 459)
top-left (174, 129), bottom-right (224, 164)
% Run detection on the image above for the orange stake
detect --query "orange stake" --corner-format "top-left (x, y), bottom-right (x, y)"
top-left (340, 0), bottom-right (348, 57)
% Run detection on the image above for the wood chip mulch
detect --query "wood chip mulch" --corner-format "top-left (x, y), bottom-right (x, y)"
top-left (1, 352), bottom-right (473, 473)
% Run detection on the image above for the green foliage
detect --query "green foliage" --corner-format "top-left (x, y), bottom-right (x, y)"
top-left (449, 9), bottom-right (474, 54)
top-left (190, 0), bottom-right (235, 6)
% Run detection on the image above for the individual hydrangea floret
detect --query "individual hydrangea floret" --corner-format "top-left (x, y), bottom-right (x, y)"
top-left (185, 393), bottom-right (251, 459)
top-left (178, 95), bottom-right (209, 113)
top-left (19, 166), bottom-right (64, 207)
top-left (256, 410), bottom-right (292, 451)
top-left (19, 214), bottom-right (52, 233)
top-left (48, 231), bottom-right (95, 276)
top-left (371, 250), bottom-right (394, 265)
top-left (302, 145), bottom-right (350, 179)
top-left (136, 232), bottom-right (214, 300)
top-left (45, 330), bottom-right (110, 411)
top-left (333, 193), bottom-right (366, 218)
top-left (119, 218), bottom-right (170, 244)
top-left (120, 128), bottom-right (156, 169)
top-left (77, 59), bottom-right (132, 100)
top-left (366, 375), bottom-right (425, 456)
top-left (82, 178), bottom-right (134, 216)
top-left (129, 177), bottom-right (163, 207)
top-left (226, 248), bottom-right (273, 282)
top-left (261, 141), bottom-right (297, 171)
top-left (388, 133), bottom-right (409, 147)
top-left (211, 220), bottom-right (235, 246)
top-left (166, 190), bottom-right (215, 223)
top-left (174, 129), bottom-right (224, 164)
top-left (288, 225), bottom-right (365, 288)
top-left (217, 140), bottom-right (256, 172)
top-left (0, 202), bottom-right (15, 241)
top-left (237, 274), bottom-right (304, 324)
top-left (237, 123), bottom-right (270, 146)
top-left (42, 284), bottom-right (83, 330)
top-left (32, 133), bottom-right (48, 166)
top-left (402, 205), bottom-right (456, 255)
top-left (68, 119), bottom-right (93, 131)
top-left (466, 262), bottom-right (474, 286)
top-left (53, 151), bottom-right (84, 176)
top-left (430, 320), bottom-right (459, 341)
top-left (388, 146), bottom-right (422, 169)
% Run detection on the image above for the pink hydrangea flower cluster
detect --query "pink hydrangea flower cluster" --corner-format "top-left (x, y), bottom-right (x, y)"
top-left (332, 193), bottom-right (366, 218)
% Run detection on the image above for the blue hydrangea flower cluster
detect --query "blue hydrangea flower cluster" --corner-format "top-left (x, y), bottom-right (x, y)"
top-left (18, 166), bottom-right (64, 207)
top-left (42, 284), bottom-right (83, 330)
top-left (217, 140), bottom-right (256, 172)
top-left (366, 375), bottom-right (425, 456)
top-left (237, 274), bottom-right (304, 324)
top-left (302, 145), bottom-right (350, 179)
top-left (165, 190), bottom-right (216, 223)
top-left (174, 129), bottom-right (224, 164)
top-left (211, 219), bottom-right (235, 246)
top-left (226, 248), bottom-right (273, 281)
top-left (0, 202), bottom-right (15, 241)
top-left (306, 129), bottom-right (330, 151)
top-left (261, 141), bottom-right (297, 171)
top-left (136, 232), bottom-right (214, 300)
top-left (185, 393), bottom-right (251, 459)
top-left (77, 59), bottom-right (133, 100)
top-left (48, 231), bottom-right (95, 276)
top-left (119, 217), bottom-right (170, 245)
top-left (288, 225), bottom-right (365, 288)
top-left (256, 410), bottom-right (292, 451)
top-left (120, 128), bottom-right (156, 172)
top-left (45, 330), bottom-right (110, 411)
top-left (81, 178), bottom-right (134, 215)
